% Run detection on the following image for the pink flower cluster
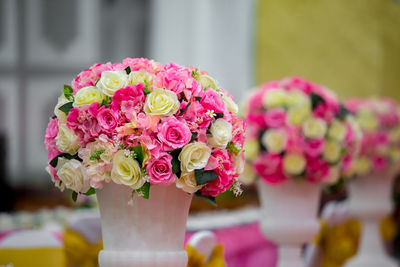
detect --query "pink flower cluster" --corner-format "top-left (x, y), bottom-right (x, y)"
top-left (45, 58), bottom-right (245, 198)
top-left (346, 98), bottom-right (400, 175)
top-left (245, 77), bottom-right (361, 185)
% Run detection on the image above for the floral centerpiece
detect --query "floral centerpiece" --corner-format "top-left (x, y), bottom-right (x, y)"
top-left (44, 58), bottom-right (245, 267)
top-left (242, 77), bottom-right (361, 267)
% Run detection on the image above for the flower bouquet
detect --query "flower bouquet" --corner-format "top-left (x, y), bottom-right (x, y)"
top-left (344, 98), bottom-right (400, 267)
top-left (243, 77), bottom-right (360, 267)
top-left (44, 58), bottom-right (245, 267)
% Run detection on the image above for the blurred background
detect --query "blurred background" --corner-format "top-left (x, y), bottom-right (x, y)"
top-left (0, 0), bottom-right (400, 259)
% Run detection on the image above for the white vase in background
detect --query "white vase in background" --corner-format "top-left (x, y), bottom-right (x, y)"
top-left (257, 179), bottom-right (321, 267)
top-left (345, 168), bottom-right (398, 267)
top-left (96, 182), bottom-right (193, 267)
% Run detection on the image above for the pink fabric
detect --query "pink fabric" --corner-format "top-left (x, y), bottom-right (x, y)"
top-left (185, 222), bottom-right (278, 267)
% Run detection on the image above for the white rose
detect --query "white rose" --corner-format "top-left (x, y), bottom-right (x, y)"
top-left (244, 139), bottom-right (260, 161)
top-left (261, 129), bottom-right (287, 154)
top-left (56, 158), bottom-right (90, 193)
top-left (285, 90), bottom-right (310, 107)
top-left (208, 118), bottom-right (233, 148)
top-left (327, 119), bottom-right (347, 142)
top-left (198, 74), bottom-right (218, 90)
top-left (97, 70), bottom-right (129, 96)
top-left (178, 142), bottom-right (211, 172)
top-left (176, 172), bottom-right (203, 193)
top-left (287, 103), bottom-right (311, 126)
top-left (111, 150), bottom-right (145, 190)
top-left (354, 157), bottom-right (372, 175)
top-left (283, 153), bottom-right (306, 175)
top-left (129, 70), bottom-right (153, 85)
top-left (233, 152), bottom-right (245, 175)
top-left (323, 140), bottom-right (342, 163)
top-left (356, 109), bottom-right (378, 131)
top-left (144, 88), bottom-right (180, 116)
top-left (238, 163), bottom-right (256, 185)
top-left (54, 94), bottom-right (69, 123)
top-left (56, 124), bottom-right (80, 155)
top-left (323, 166), bottom-right (341, 185)
top-left (302, 117), bottom-right (327, 139)
top-left (73, 86), bottom-right (105, 107)
top-left (222, 94), bottom-right (238, 115)
top-left (262, 88), bottom-right (287, 109)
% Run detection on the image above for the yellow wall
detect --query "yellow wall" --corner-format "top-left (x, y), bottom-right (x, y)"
top-left (256, 0), bottom-right (400, 100)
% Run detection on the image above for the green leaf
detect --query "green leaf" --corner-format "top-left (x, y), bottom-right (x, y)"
top-left (52, 115), bottom-right (57, 119)
top-left (131, 145), bottom-right (144, 165)
top-left (194, 96), bottom-right (202, 101)
top-left (49, 153), bottom-right (81, 168)
top-left (227, 142), bottom-right (241, 155)
top-left (336, 104), bottom-right (351, 119)
top-left (72, 191), bottom-right (78, 202)
top-left (310, 93), bottom-right (326, 110)
top-left (194, 169), bottom-right (218, 185)
top-left (214, 112), bottom-right (224, 119)
top-left (136, 182), bottom-right (150, 199)
top-left (101, 96), bottom-right (111, 108)
top-left (171, 157), bottom-right (181, 177)
top-left (179, 102), bottom-right (191, 115)
top-left (143, 87), bottom-right (151, 95)
top-left (191, 68), bottom-right (200, 80)
top-left (195, 192), bottom-right (217, 207)
top-left (125, 66), bottom-right (131, 74)
top-left (89, 149), bottom-right (105, 161)
top-left (58, 102), bottom-right (74, 114)
top-left (63, 85), bottom-right (74, 102)
top-left (84, 187), bottom-right (96, 196)
top-left (190, 132), bottom-right (198, 143)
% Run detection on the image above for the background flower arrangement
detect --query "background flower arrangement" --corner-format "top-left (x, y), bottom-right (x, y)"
top-left (243, 77), bottom-right (362, 185)
top-left (44, 58), bottom-right (245, 203)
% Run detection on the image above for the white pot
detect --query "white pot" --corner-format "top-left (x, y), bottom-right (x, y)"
top-left (96, 182), bottom-right (193, 267)
top-left (257, 179), bottom-right (321, 267)
top-left (345, 169), bottom-right (397, 267)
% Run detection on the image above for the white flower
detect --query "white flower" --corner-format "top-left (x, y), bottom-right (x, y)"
top-left (198, 74), bottom-right (218, 90)
top-left (97, 70), bottom-right (129, 96)
top-left (285, 90), bottom-right (310, 107)
top-left (56, 158), bottom-right (90, 193)
top-left (302, 117), bottom-right (327, 139)
top-left (354, 157), bottom-right (372, 175)
top-left (327, 119), bottom-right (347, 142)
top-left (244, 139), bottom-right (260, 161)
top-left (262, 88), bottom-right (287, 109)
top-left (111, 150), bottom-right (145, 190)
top-left (233, 152), bottom-right (245, 175)
top-left (238, 163), bottom-right (256, 185)
top-left (179, 142), bottom-right (211, 172)
top-left (54, 94), bottom-right (69, 123)
top-left (356, 109), bottom-right (378, 131)
top-left (323, 140), bottom-right (342, 163)
top-left (208, 118), bottom-right (233, 148)
top-left (283, 153), bottom-right (306, 175)
top-left (129, 70), bottom-right (153, 85)
top-left (206, 110), bottom-right (217, 118)
top-left (144, 88), bottom-right (180, 116)
top-left (56, 124), bottom-right (80, 155)
top-left (323, 166), bottom-right (341, 185)
top-left (221, 94), bottom-right (239, 115)
top-left (287, 103), bottom-right (311, 126)
top-left (261, 129), bottom-right (287, 154)
top-left (73, 86), bottom-right (105, 107)
top-left (176, 172), bottom-right (203, 193)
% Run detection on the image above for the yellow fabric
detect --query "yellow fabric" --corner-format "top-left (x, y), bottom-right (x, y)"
top-left (186, 244), bottom-right (226, 267)
top-left (256, 0), bottom-right (400, 100)
top-left (314, 216), bottom-right (397, 267)
top-left (0, 247), bottom-right (66, 267)
top-left (64, 228), bottom-right (102, 267)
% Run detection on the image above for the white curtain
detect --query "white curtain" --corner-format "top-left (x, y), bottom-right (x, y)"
top-left (148, 0), bottom-right (255, 101)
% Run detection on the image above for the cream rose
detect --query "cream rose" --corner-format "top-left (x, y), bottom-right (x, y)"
top-left (262, 89), bottom-right (287, 109)
top-left (221, 94), bottom-right (238, 115)
top-left (111, 150), bottom-right (145, 190)
top-left (129, 70), bottom-right (153, 85)
top-left (198, 74), bottom-right (218, 90)
top-left (144, 88), bottom-right (180, 116)
top-left (323, 140), bottom-right (342, 163)
top-left (283, 153), bottom-right (306, 175)
top-left (261, 129), bottom-right (287, 154)
top-left (244, 139), bottom-right (260, 161)
top-left (285, 90), bottom-right (310, 107)
top-left (97, 70), bottom-right (129, 96)
top-left (176, 171), bottom-right (203, 193)
top-left (73, 86), bottom-right (105, 107)
top-left (356, 109), bottom-right (378, 131)
top-left (287, 103), bottom-right (311, 126)
top-left (178, 142), bottom-right (211, 172)
top-left (302, 117), bottom-right (327, 139)
top-left (208, 118), bottom-right (233, 148)
top-left (355, 157), bottom-right (372, 175)
top-left (56, 124), bottom-right (80, 154)
top-left (323, 166), bottom-right (341, 185)
top-left (54, 94), bottom-right (69, 123)
top-left (327, 119), bottom-right (347, 142)
top-left (56, 158), bottom-right (90, 193)
top-left (238, 163), bottom-right (256, 185)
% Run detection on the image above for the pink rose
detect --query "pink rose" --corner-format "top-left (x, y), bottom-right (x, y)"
top-left (146, 153), bottom-right (176, 185)
top-left (72, 62), bottom-right (112, 93)
top-left (372, 156), bottom-right (387, 171)
top-left (201, 88), bottom-right (226, 114)
top-left (231, 115), bottom-right (246, 149)
top-left (305, 156), bottom-right (329, 183)
top-left (157, 117), bottom-right (191, 151)
top-left (96, 106), bottom-right (120, 134)
top-left (44, 117), bottom-right (60, 161)
top-left (111, 84), bottom-right (145, 115)
top-left (67, 103), bottom-right (102, 145)
top-left (265, 108), bottom-right (286, 128)
top-left (303, 139), bottom-right (325, 157)
top-left (45, 117), bottom-right (59, 140)
top-left (254, 153), bottom-right (286, 184)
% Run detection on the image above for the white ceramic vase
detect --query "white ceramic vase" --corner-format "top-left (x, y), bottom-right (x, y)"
top-left (257, 179), bottom-right (321, 267)
top-left (96, 182), bottom-right (193, 267)
top-left (345, 168), bottom-right (398, 267)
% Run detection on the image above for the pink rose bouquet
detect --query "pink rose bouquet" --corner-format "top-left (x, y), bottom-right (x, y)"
top-left (44, 58), bottom-right (245, 203)
top-left (345, 98), bottom-right (400, 176)
top-left (243, 77), bottom-right (361, 185)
